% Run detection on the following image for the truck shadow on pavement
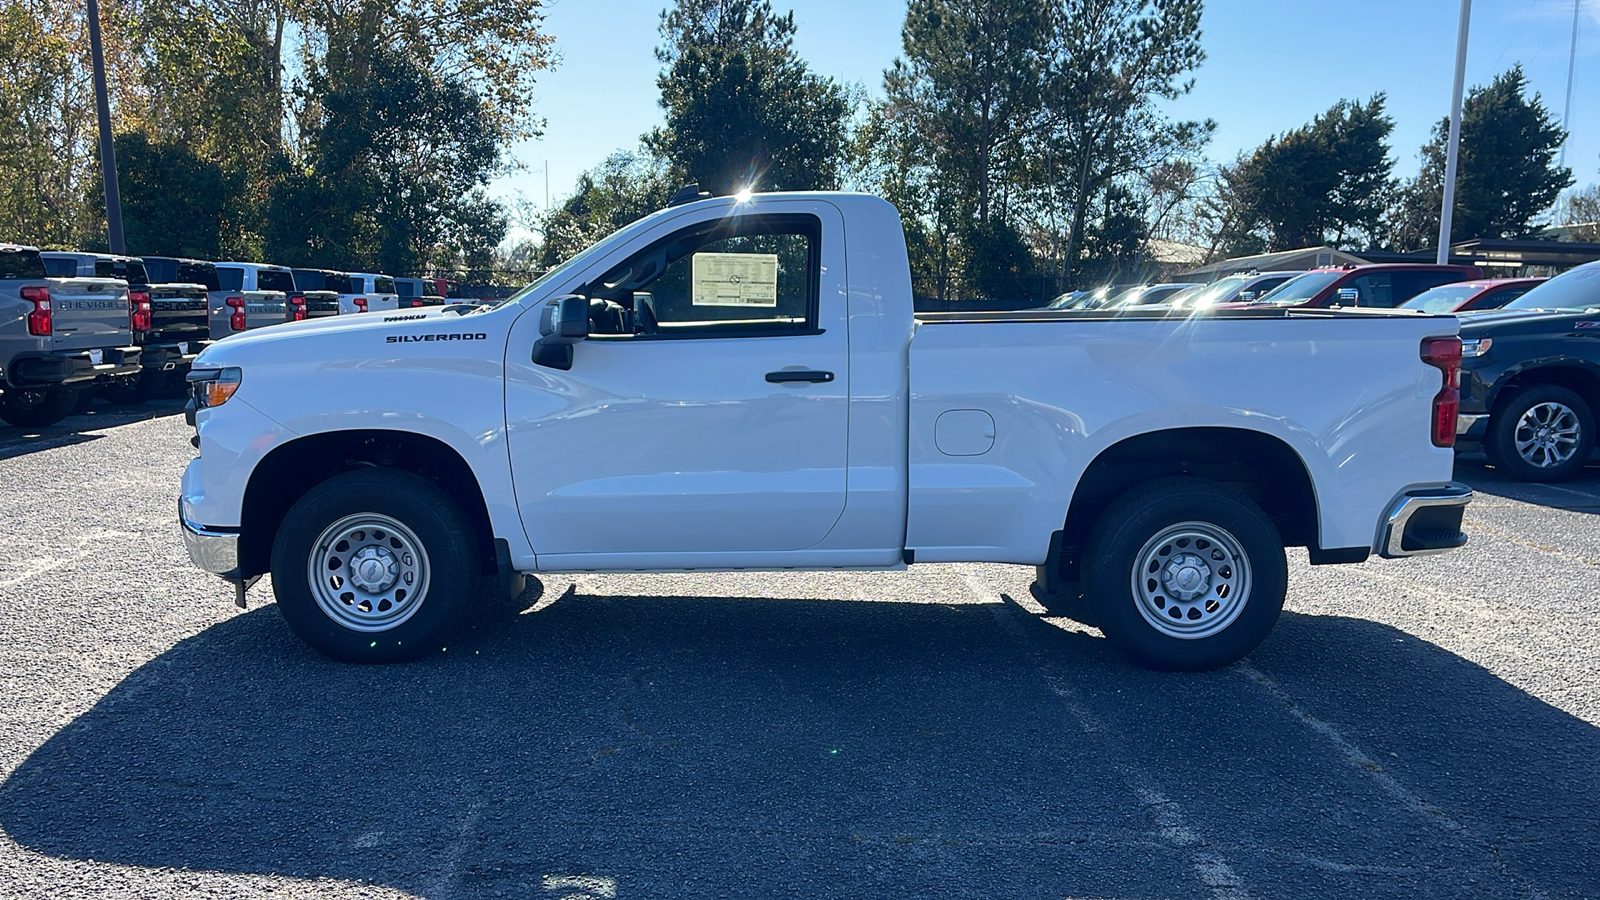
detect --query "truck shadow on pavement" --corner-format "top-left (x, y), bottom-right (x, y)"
top-left (1455, 458), bottom-right (1600, 514)
top-left (1, 589), bottom-right (1596, 898)
top-left (0, 399), bottom-right (187, 461)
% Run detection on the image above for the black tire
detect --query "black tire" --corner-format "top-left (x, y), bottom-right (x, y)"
top-left (1083, 477), bottom-right (1287, 672)
top-left (271, 468), bottom-right (481, 663)
top-left (0, 387), bottom-right (81, 428)
top-left (100, 370), bottom-right (157, 405)
top-left (70, 386), bottom-right (96, 416)
top-left (1031, 564), bottom-right (1095, 625)
top-left (1486, 385), bottom-right (1594, 483)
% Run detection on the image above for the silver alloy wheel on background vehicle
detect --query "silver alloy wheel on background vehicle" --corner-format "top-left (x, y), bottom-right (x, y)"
top-left (1513, 401), bottom-right (1582, 469)
top-left (307, 512), bottom-right (431, 632)
top-left (1130, 521), bottom-right (1253, 640)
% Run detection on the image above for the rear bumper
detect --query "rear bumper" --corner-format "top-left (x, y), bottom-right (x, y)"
top-left (1379, 483), bottom-right (1473, 558)
top-left (139, 339), bottom-right (212, 371)
top-left (8, 346), bottom-right (143, 388)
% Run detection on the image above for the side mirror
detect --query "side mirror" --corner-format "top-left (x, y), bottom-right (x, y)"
top-left (533, 294), bottom-right (588, 370)
top-left (1334, 287), bottom-right (1360, 306)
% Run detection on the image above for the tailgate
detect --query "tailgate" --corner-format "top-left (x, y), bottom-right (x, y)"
top-left (47, 277), bottom-right (132, 351)
top-left (303, 290), bottom-right (341, 316)
top-left (148, 283), bottom-right (210, 340)
top-left (245, 290), bottom-right (287, 326)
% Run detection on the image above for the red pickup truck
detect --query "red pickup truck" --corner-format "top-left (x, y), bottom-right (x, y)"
top-left (1222, 264), bottom-right (1484, 310)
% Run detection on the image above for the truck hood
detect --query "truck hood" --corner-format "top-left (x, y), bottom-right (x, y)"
top-left (193, 306), bottom-right (490, 367)
top-left (1456, 308), bottom-right (1600, 334)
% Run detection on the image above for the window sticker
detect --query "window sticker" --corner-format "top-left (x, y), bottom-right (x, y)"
top-left (692, 252), bottom-right (779, 307)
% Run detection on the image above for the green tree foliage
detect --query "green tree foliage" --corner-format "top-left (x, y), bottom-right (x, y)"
top-left (1040, 0), bottom-right (1210, 283)
top-left (0, 0), bottom-right (142, 247)
top-left (110, 132), bottom-right (246, 258)
top-left (1215, 94), bottom-right (1395, 253)
top-left (0, 0), bottom-right (552, 270)
top-left (266, 43), bottom-right (507, 275)
top-left (537, 150), bottom-right (677, 268)
top-left (650, 0), bottom-right (851, 194)
top-left (1388, 66), bottom-right (1573, 249)
top-left (888, 0), bottom-right (1050, 228)
top-left (874, 0), bottom-right (1209, 298)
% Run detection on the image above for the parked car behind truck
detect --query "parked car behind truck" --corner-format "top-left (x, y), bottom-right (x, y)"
top-left (46, 251), bottom-right (207, 402)
top-left (288, 269), bottom-right (347, 319)
top-left (1, 243), bottom-right (142, 426)
top-left (1238, 263), bottom-right (1483, 310)
top-left (212, 263), bottom-right (294, 338)
top-left (180, 192), bottom-right (1471, 671)
top-left (344, 273), bottom-right (399, 314)
top-left (1454, 261), bottom-right (1600, 481)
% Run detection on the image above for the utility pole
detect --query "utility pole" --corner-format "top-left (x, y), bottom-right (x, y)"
top-left (1559, 0), bottom-right (1581, 168)
top-left (86, 0), bottom-right (125, 254)
top-left (1437, 0), bottom-right (1472, 265)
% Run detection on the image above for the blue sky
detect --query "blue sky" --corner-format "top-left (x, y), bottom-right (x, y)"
top-left (491, 0), bottom-right (1599, 224)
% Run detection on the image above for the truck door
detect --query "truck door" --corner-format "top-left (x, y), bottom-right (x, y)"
top-left (505, 202), bottom-right (850, 561)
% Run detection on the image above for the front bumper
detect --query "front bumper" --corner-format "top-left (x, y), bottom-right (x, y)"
top-left (1379, 483), bottom-right (1473, 558)
top-left (9, 346), bottom-right (143, 387)
top-left (180, 500), bottom-right (241, 577)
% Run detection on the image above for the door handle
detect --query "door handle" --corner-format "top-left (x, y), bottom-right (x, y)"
top-left (765, 370), bottom-right (834, 384)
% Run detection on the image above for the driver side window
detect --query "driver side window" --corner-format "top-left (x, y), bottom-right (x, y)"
top-left (584, 214), bottom-right (821, 339)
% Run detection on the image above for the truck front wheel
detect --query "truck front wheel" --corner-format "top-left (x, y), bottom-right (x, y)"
top-left (270, 468), bottom-right (481, 663)
top-left (1083, 478), bottom-right (1287, 672)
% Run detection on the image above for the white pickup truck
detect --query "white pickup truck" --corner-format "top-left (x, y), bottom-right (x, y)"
top-left (179, 192), bottom-right (1471, 670)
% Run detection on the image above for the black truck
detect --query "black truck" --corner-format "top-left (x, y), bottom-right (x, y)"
top-left (1456, 260), bottom-right (1600, 481)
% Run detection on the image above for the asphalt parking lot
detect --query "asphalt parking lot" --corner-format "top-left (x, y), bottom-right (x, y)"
top-left (0, 402), bottom-right (1596, 899)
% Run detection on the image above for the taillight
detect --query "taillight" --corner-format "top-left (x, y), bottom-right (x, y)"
top-left (288, 292), bottom-right (307, 321)
top-left (226, 295), bottom-right (246, 331)
top-left (129, 289), bottom-right (152, 332)
top-left (354, 296), bottom-right (368, 312)
top-left (21, 285), bottom-right (51, 336)
top-left (1421, 336), bottom-right (1462, 448)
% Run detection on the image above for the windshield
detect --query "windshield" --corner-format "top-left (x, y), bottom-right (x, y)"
top-left (1502, 263), bottom-right (1600, 312)
top-left (499, 229), bottom-right (631, 309)
top-left (375, 276), bottom-right (396, 294)
top-left (1179, 276), bottom-right (1248, 309)
top-left (1400, 284), bottom-right (1479, 313)
top-left (1254, 272), bottom-right (1340, 304)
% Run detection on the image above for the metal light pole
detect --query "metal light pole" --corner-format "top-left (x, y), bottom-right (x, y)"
top-left (1437, 0), bottom-right (1472, 265)
top-left (86, 0), bottom-right (125, 254)
top-left (1559, 0), bottom-right (1580, 168)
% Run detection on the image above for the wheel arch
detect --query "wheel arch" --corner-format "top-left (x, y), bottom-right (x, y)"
top-left (238, 429), bottom-right (496, 580)
top-left (1049, 426), bottom-right (1320, 583)
top-left (1489, 361), bottom-right (1600, 415)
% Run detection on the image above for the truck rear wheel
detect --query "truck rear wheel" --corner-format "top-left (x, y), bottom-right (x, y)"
top-left (270, 468), bottom-right (481, 663)
top-left (1083, 478), bottom-right (1286, 671)
top-left (1486, 385), bottom-right (1594, 482)
top-left (0, 387), bottom-right (81, 428)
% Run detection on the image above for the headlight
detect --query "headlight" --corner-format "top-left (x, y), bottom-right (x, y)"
top-left (1460, 337), bottom-right (1492, 358)
top-left (186, 367), bottom-right (243, 409)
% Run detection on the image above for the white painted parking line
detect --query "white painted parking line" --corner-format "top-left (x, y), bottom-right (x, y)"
top-left (966, 571), bottom-right (1252, 900)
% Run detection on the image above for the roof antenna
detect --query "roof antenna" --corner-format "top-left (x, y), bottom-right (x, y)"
top-left (667, 183), bottom-right (711, 207)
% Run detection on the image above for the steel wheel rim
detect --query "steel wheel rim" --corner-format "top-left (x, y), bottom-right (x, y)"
top-left (308, 513), bottom-right (430, 633)
top-left (1513, 401), bottom-right (1581, 469)
top-left (1130, 521), bottom-right (1252, 640)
